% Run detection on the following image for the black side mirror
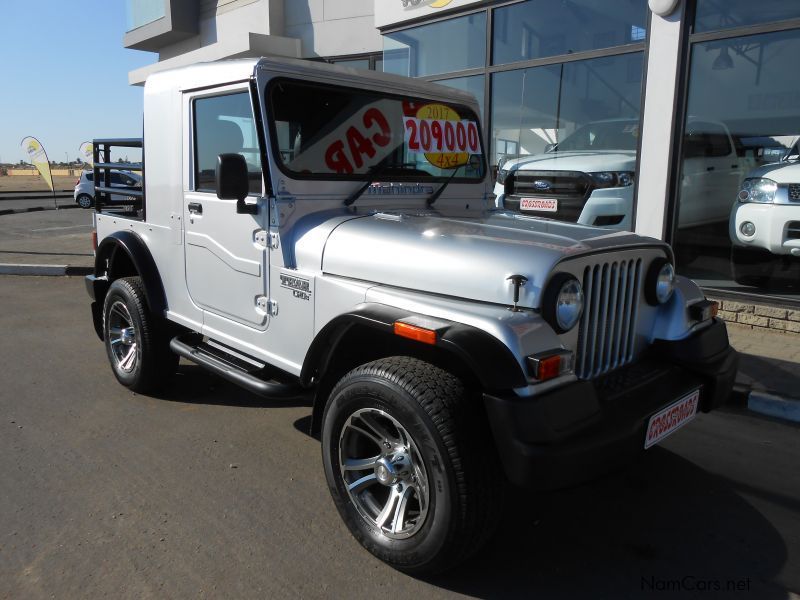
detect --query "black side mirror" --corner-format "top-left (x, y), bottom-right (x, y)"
top-left (216, 153), bottom-right (256, 214)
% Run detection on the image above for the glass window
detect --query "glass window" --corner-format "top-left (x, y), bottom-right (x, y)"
top-left (493, 0), bottom-right (648, 65)
top-left (432, 75), bottom-right (485, 119)
top-left (332, 58), bottom-right (371, 71)
top-left (674, 29), bottom-right (800, 302)
top-left (383, 13), bottom-right (487, 78)
top-left (694, 0), bottom-right (800, 33)
top-left (126, 0), bottom-right (165, 32)
top-left (194, 92), bottom-right (261, 194)
top-left (491, 52), bottom-right (644, 230)
top-left (268, 80), bottom-right (486, 181)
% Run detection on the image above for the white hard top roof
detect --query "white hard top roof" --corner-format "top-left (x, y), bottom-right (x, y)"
top-left (144, 56), bottom-right (478, 109)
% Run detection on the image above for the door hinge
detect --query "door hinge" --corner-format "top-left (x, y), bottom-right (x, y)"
top-left (254, 230), bottom-right (278, 250)
top-left (256, 296), bottom-right (279, 317)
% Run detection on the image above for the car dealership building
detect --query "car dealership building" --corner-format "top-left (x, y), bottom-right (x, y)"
top-left (125, 0), bottom-right (800, 328)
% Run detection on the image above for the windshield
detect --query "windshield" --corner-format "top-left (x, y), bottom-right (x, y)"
top-left (553, 120), bottom-right (639, 152)
top-left (268, 79), bottom-right (485, 181)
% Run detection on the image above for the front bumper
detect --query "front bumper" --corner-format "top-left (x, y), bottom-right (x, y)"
top-left (730, 202), bottom-right (800, 255)
top-left (484, 319), bottom-right (738, 489)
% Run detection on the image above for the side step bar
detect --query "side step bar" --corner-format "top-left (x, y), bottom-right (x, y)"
top-left (170, 334), bottom-right (305, 400)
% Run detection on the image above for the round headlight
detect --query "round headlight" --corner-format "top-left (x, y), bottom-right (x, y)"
top-left (645, 258), bottom-right (675, 305)
top-left (543, 274), bottom-right (584, 333)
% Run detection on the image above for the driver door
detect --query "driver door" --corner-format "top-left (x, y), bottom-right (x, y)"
top-left (183, 85), bottom-right (269, 331)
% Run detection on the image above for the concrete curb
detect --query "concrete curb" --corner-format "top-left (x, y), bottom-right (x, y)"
top-left (0, 264), bottom-right (92, 276)
top-left (0, 204), bottom-right (80, 217)
top-left (747, 391), bottom-right (800, 424)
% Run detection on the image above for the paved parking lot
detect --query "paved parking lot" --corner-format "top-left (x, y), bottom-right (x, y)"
top-left (1, 276), bottom-right (798, 599)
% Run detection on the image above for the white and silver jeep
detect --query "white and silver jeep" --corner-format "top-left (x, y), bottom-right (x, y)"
top-left (85, 57), bottom-right (738, 574)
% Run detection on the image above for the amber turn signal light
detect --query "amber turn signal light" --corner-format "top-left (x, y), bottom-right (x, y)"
top-left (394, 321), bottom-right (437, 345)
top-left (526, 350), bottom-right (574, 381)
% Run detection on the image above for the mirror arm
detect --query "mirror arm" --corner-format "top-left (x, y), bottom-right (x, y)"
top-left (236, 197), bottom-right (258, 215)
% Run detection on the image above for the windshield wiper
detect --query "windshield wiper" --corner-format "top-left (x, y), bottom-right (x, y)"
top-left (426, 166), bottom-right (461, 208)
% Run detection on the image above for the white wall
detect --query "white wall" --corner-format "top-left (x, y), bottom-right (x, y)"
top-left (285, 0), bottom-right (382, 57)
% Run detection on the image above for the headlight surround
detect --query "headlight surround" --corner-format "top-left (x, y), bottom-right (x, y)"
top-left (543, 273), bottom-right (584, 333)
top-left (738, 178), bottom-right (778, 203)
top-left (496, 169), bottom-right (509, 185)
top-left (589, 171), bottom-right (635, 189)
top-left (645, 258), bottom-right (675, 305)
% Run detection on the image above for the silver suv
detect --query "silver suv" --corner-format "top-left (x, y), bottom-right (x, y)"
top-left (84, 57), bottom-right (738, 574)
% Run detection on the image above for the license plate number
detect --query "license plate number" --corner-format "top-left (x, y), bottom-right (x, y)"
top-left (644, 389), bottom-right (700, 449)
top-left (520, 197), bottom-right (558, 212)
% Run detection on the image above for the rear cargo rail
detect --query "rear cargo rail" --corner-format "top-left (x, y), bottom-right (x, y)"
top-left (93, 138), bottom-right (144, 220)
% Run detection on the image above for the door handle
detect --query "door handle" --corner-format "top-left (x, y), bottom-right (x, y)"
top-left (706, 166), bottom-right (715, 172)
top-left (188, 202), bottom-right (203, 215)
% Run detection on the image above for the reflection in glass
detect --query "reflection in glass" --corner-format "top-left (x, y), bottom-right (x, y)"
top-left (694, 0), bottom-right (800, 33)
top-left (675, 29), bottom-right (800, 301)
top-left (432, 75), bottom-right (485, 120)
top-left (491, 53), bottom-right (644, 230)
top-left (493, 0), bottom-right (647, 65)
top-left (125, 0), bottom-right (165, 32)
top-left (194, 93), bottom-right (261, 193)
top-left (383, 13), bottom-right (487, 77)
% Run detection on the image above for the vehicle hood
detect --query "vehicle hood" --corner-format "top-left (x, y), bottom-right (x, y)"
top-left (746, 160), bottom-right (800, 183)
top-left (503, 150), bottom-right (636, 174)
top-left (321, 209), bottom-right (665, 309)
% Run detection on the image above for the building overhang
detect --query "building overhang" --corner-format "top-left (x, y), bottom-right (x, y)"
top-left (128, 32), bottom-right (301, 85)
top-left (124, 0), bottom-right (198, 52)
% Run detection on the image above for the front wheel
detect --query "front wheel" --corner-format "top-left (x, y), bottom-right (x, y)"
top-left (321, 356), bottom-right (503, 574)
top-left (102, 276), bottom-right (178, 393)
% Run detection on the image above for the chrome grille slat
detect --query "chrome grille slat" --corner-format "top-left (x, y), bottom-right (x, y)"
top-left (578, 265), bottom-right (594, 376)
top-left (576, 258), bottom-right (643, 380)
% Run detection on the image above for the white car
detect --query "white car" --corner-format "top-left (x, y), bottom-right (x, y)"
top-left (74, 170), bottom-right (142, 209)
top-left (495, 118), bottom-right (746, 230)
top-left (730, 146), bottom-right (800, 285)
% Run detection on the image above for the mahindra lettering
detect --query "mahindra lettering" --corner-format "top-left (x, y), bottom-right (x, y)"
top-left (84, 57), bottom-right (738, 574)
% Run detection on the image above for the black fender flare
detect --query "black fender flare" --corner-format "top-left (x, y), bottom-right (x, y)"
top-left (300, 303), bottom-right (527, 391)
top-left (94, 230), bottom-right (167, 315)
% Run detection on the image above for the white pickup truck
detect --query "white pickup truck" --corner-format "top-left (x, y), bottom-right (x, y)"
top-left (730, 142), bottom-right (800, 286)
top-left (495, 118), bottom-right (747, 230)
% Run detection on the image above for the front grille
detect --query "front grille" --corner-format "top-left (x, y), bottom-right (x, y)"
top-left (576, 258), bottom-right (643, 380)
top-left (788, 184), bottom-right (800, 201)
top-left (788, 221), bottom-right (800, 240)
top-left (509, 170), bottom-right (593, 200)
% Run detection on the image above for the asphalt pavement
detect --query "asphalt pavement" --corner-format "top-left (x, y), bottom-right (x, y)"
top-left (0, 276), bottom-right (798, 599)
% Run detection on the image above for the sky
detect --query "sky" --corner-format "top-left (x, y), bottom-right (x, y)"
top-left (0, 1), bottom-right (156, 165)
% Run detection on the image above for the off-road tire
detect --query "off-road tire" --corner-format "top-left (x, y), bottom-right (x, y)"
top-left (102, 276), bottom-right (178, 393)
top-left (321, 356), bottom-right (503, 574)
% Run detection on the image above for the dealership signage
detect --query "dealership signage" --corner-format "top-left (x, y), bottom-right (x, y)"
top-left (375, 0), bottom-right (485, 28)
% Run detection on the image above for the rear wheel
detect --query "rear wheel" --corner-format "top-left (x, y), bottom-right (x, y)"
top-left (321, 356), bottom-right (503, 574)
top-left (76, 194), bottom-right (93, 209)
top-left (102, 276), bottom-right (178, 393)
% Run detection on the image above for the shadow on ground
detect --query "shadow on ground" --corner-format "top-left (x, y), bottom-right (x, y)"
top-left (423, 449), bottom-right (788, 599)
top-left (152, 363), bottom-right (313, 409)
top-left (737, 352), bottom-right (800, 399)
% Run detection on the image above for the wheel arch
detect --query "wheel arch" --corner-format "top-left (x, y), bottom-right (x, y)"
top-left (303, 303), bottom-right (527, 436)
top-left (94, 231), bottom-right (167, 316)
